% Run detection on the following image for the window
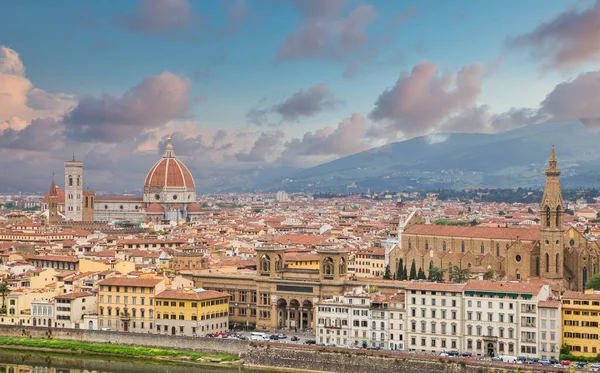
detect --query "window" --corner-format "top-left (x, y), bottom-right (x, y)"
top-left (481, 242), bottom-right (484, 254)
top-left (461, 241), bottom-right (465, 252)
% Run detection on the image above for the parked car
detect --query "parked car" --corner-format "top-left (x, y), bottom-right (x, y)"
top-left (269, 335), bottom-right (279, 340)
top-left (549, 358), bottom-right (559, 364)
top-left (552, 364), bottom-right (564, 368)
top-left (576, 361), bottom-right (586, 369)
top-left (561, 360), bottom-right (571, 366)
top-left (538, 359), bottom-right (550, 366)
top-left (290, 336), bottom-right (299, 341)
top-left (277, 333), bottom-right (287, 339)
top-left (304, 339), bottom-right (317, 345)
top-left (460, 352), bottom-right (472, 357)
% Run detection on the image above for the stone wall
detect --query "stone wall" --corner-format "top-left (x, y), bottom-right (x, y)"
top-left (0, 325), bottom-right (248, 356)
top-left (245, 343), bottom-right (564, 373)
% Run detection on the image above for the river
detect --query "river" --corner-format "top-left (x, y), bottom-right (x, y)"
top-left (0, 350), bottom-right (285, 373)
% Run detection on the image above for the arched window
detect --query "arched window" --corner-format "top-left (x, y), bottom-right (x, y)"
top-left (425, 240), bottom-right (429, 250)
top-left (77, 176), bottom-right (80, 186)
top-left (556, 253), bottom-right (560, 273)
top-left (545, 253), bottom-right (549, 273)
top-left (69, 176), bottom-right (73, 187)
top-left (85, 196), bottom-right (88, 208)
top-left (583, 267), bottom-right (588, 289)
top-left (481, 242), bottom-right (484, 254)
top-left (535, 257), bottom-right (540, 276)
top-left (556, 206), bottom-right (560, 228)
top-left (496, 243), bottom-right (500, 257)
top-left (461, 241), bottom-right (465, 252)
top-left (545, 206), bottom-right (551, 227)
top-left (442, 241), bottom-right (447, 252)
top-left (323, 257), bottom-right (334, 275)
top-left (339, 258), bottom-right (346, 275)
top-left (260, 255), bottom-right (270, 273)
top-left (408, 239), bottom-right (412, 249)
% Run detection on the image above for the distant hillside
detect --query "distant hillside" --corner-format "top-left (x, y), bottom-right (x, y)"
top-left (258, 121), bottom-right (600, 193)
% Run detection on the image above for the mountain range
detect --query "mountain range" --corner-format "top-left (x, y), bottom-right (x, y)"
top-left (240, 121), bottom-right (600, 193)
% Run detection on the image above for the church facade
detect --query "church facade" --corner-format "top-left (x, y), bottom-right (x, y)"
top-left (45, 138), bottom-right (203, 224)
top-left (390, 146), bottom-right (599, 291)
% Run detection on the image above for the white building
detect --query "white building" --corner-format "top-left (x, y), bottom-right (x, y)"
top-left (316, 290), bottom-right (406, 350)
top-left (276, 191), bottom-right (290, 202)
top-left (54, 292), bottom-right (97, 329)
top-left (406, 282), bottom-right (465, 354)
top-left (462, 280), bottom-right (550, 359)
top-left (538, 299), bottom-right (561, 361)
top-left (30, 299), bottom-right (55, 327)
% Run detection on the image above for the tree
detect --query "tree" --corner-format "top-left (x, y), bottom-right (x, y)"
top-left (427, 261), bottom-right (434, 280)
top-left (483, 270), bottom-right (494, 280)
top-left (527, 207), bottom-right (534, 214)
top-left (397, 259), bottom-right (404, 281)
top-left (0, 282), bottom-right (10, 313)
top-left (586, 273), bottom-right (600, 290)
top-left (428, 266), bottom-right (444, 282)
top-left (417, 267), bottom-right (426, 280)
top-left (383, 265), bottom-right (392, 280)
top-left (403, 264), bottom-right (408, 281)
top-left (409, 260), bottom-right (417, 280)
top-left (449, 266), bottom-right (470, 283)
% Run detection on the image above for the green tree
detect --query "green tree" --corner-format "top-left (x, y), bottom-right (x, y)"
top-left (586, 273), bottom-right (600, 290)
top-left (409, 260), bottom-right (417, 280)
top-left (417, 267), bottom-right (426, 280)
top-left (527, 207), bottom-right (534, 214)
top-left (397, 258), bottom-right (404, 281)
top-left (428, 266), bottom-right (445, 282)
top-left (0, 282), bottom-right (10, 313)
top-left (383, 265), bottom-right (392, 280)
top-left (483, 269), bottom-right (494, 280)
top-left (449, 266), bottom-right (470, 283)
top-left (403, 264), bottom-right (408, 281)
top-left (427, 261), bottom-right (434, 280)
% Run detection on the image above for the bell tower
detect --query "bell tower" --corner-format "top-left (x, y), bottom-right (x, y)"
top-left (317, 248), bottom-right (348, 282)
top-left (540, 145), bottom-right (564, 280)
top-left (64, 154), bottom-right (84, 221)
top-left (48, 176), bottom-right (59, 224)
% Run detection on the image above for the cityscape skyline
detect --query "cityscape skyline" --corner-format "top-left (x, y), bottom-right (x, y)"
top-left (2, 0), bottom-right (600, 193)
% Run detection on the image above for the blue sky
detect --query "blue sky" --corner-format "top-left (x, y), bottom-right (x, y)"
top-left (1, 0), bottom-right (600, 192)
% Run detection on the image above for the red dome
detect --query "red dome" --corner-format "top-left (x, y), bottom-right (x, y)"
top-left (146, 203), bottom-right (164, 213)
top-left (187, 203), bottom-right (202, 213)
top-left (144, 138), bottom-right (195, 191)
top-left (43, 187), bottom-right (65, 204)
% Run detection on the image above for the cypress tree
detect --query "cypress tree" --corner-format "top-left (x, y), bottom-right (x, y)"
top-left (403, 264), bottom-right (408, 281)
top-left (383, 265), bottom-right (391, 280)
top-left (397, 258), bottom-right (404, 280)
top-left (427, 261), bottom-right (434, 280)
top-left (417, 267), bottom-right (426, 280)
top-left (409, 260), bottom-right (417, 280)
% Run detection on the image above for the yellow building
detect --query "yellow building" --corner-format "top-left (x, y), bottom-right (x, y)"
top-left (285, 253), bottom-right (320, 270)
top-left (97, 277), bottom-right (165, 333)
top-left (154, 288), bottom-right (230, 336)
top-left (354, 247), bottom-right (386, 278)
top-left (561, 290), bottom-right (600, 357)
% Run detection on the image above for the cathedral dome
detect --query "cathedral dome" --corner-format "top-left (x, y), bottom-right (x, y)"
top-left (143, 137), bottom-right (196, 204)
top-left (187, 203), bottom-right (202, 213)
top-left (146, 203), bottom-right (164, 213)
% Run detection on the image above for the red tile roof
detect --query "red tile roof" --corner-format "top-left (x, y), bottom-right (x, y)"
top-left (155, 289), bottom-right (230, 301)
top-left (404, 224), bottom-right (540, 241)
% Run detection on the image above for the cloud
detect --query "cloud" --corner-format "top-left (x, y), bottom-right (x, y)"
top-left (0, 117), bottom-right (63, 151)
top-left (236, 130), bottom-right (285, 162)
top-left (277, 3), bottom-right (377, 62)
top-left (247, 83), bottom-right (342, 125)
top-left (538, 70), bottom-right (600, 123)
top-left (0, 46), bottom-right (25, 76)
top-left (220, 0), bottom-right (252, 37)
top-left (507, 0), bottom-right (600, 70)
top-left (116, 0), bottom-right (199, 36)
top-left (277, 113), bottom-right (371, 166)
top-left (369, 62), bottom-right (484, 139)
top-left (63, 72), bottom-right (192, 143)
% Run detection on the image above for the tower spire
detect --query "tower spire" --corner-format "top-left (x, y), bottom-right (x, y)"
top-left (549, 144), bottom-right (557, 169)
top-left (49, 174), bottom-right (57, 196)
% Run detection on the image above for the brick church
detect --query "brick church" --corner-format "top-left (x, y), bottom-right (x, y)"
top-left (390, 146), bottom-right (598, 291)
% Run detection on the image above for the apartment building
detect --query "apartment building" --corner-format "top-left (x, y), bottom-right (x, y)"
top-left (97, 277), bottom-right (165, 332)
top-left (462, 280), bottom-right (550, 359)
top-left (562, 290), bottom-right (600, 357)
top-left (154, 288), bottom-right (230, 336)
top-left (538, 299), bottom-right (561, 360)
top-left (406, 282), bottom-right (465, 354)
top-left (54, 292), bottom-right (97, 329)
top-left (316, 290), bottom-right (406, 349)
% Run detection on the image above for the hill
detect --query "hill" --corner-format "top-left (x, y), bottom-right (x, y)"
top-left (258, 121), bottom-right (600, 193)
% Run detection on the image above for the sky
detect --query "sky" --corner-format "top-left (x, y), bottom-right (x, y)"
top-left (1, 0), bottom-right (600, 193)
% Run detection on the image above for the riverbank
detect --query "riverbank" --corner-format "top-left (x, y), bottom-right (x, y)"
top-left (0, 336), bottom-right (239, 364)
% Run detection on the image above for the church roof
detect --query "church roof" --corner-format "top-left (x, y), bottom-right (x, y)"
top-left (403, 224), bottom-right (540, 241)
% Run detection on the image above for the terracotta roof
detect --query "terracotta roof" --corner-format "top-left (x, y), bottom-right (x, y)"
top-left (404, 224), bottom-right (540, 241)
top-left (538, 300), bottom-right (561, 308)
top-left (98, 277), bottom-right (163, 287)
top-left (464, 280), bottom-right (547, 294)
top-left (405, 282), bottom-right (465, 292)
top-left (24, 255), bottom-right (79, 263)
top-left (155, 289), bottom-right (230, 301)
top-left (55, 292), bottom-right (94, 300)
top-left (563, 291), bottom-right (600, 301)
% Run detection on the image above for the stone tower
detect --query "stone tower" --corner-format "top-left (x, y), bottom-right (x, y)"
top-left (82, 190), bottom-right (95, 222)
top-left (317, 248), bottom-right (348, 282)
top-left (540, 145), bottom-right (564, 280)
top-left (48, 176), bottom-right (59, 224)
top-left (64, 155), bottom-right (83, 221)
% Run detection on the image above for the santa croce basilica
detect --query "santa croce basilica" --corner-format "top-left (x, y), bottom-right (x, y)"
top-left (390, 146), bottom-right (598, 291)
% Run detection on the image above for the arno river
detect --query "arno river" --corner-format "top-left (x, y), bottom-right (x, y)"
top-left (0, 351), bottom-right (286, 373)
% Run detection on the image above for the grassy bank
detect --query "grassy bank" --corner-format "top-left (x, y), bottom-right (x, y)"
top-left (0, 336), bottom-right (237, 361)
